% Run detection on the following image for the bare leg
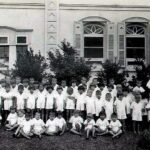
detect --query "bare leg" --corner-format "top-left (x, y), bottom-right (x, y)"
top-left (112, 130), bottom-right (122, 138)
top-left (133, 121), bottom-right (136, 134)
top-left (70, 128), bottom-right (82, 136)
top-left (19, 129), bottom-right (31, 139)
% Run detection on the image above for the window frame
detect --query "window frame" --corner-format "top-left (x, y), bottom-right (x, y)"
top-left (16, 35), bottom-right (28, 45)
top-left (83, 22), bottom-right (105, 61)
top-left (0, 35), bottom-right (9, 45)
top-left (125, 23), bottom-right (146, 66)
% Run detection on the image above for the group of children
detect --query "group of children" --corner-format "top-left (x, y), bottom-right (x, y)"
top-left (0, 76), bottom-right (150, 140)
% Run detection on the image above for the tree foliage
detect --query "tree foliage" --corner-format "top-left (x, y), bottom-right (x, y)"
top-left (97, 60), bottom-right (125, 85)
top-left (12, 48), bottom-right (47, 81)
top-left (48, 40), bottom-right (91, 84)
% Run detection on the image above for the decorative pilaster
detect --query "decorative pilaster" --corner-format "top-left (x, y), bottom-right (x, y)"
top-left (45, 0), bottom-right (59, 56)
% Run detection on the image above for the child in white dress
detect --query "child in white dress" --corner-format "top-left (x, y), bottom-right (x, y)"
top-left (133, 80), bottom-right (145, 94)
top-left (45, 112), bottom-right (58, 135)
top-left (95, 90), bottom-right (104, 119)
top-left (45, 86), bottom-right (55, 121)
top-left (26, 86), bottom-right (37, 118)
top-left (66, 87), bottom-right (76, 121)
top-left (85, 89), bottom-right (96, 115)
top-left (2, 84), bottom-right (14, 120)
top-left (69, 110), bottom-right (83, 136)
top-left (146, 97), bottom-right (150, 129)
top-left (76, 86), bottom-right (86, 119)
top-left (55, 86), bottom-right (65, 112)
top-left (84, 113), bottom-right (96, 140)
top-left (36, 84), bottom-right (46, 120)
top-left (95, 111), bottom-right (109, 136)
top-left (55, 111), bottom-right (67, 136)
top-left (14, 84), bottom-right (27, 110)
top-left (13, 110), bottom-right (25, 137)
top-left (109, 113), bottom-right (122, 138)
top-left (32, 112), bottom-right (45, 139)
top-left (103, 93), bottom-right (114, 121)
top-left (130, 93), bottom-right (144, 134)
top-left (5, 106), bottom-right (18, 130)
top-left (114, 93), bottom-right (127, 131)
top-left (19, 113), bottom-right (33, 139)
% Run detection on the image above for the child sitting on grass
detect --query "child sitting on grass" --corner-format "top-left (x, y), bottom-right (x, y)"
top-left (45, 112), bottom-right (58, 135)
top-left (84, 113), bottom-right (96, 140)
top-left (69, 110), bottom-right (83, 136)
top-left (5, 106), bottom-right (18, 131)
top-left (95, 111), bottom-right (109, 136)
top-left (32, 112), bottom-right (45, 139)
top-left (109, 113), bottom-right (122, 138)
top-left (55, 111), bottom-right (67, 136)
top-left (18, 113), bottom-right (33, 139)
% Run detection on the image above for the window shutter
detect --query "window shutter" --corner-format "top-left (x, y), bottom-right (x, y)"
top-left (107, 23), bottom-right (115, 62)
top-left (118, 23), bottom-right (126, 67)
top-left (74, 22), bottom-right (82, 57)
top-left (145, 24), bottom-right (150, 65)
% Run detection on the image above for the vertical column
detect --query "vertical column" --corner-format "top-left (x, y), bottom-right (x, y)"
top-left (9, 45), bottom-right (16, 69)
top-left (45, 0), bottom-right (59, 57)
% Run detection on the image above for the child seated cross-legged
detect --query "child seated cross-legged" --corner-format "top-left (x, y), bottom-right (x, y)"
top-left (84, 113), bottom-right (96, 140)
top-left (95, 111), bottom-right (109, 136)
top-left (55, 111), bottom-right (67, 136)
top-left (109, 113), bottom-right (122, 139)
top-left (18, 113), bottom-right (33, 139)
top-left (45, 111), bottom-right (58, 136)
top-left (69, 110), bottom-right (84, 136)
top-left (32, 112), bottom-right (45, 139)
top-left (13, 110), bottom-right (25, 137)
top-left (5, 106), bottom-right (18, 131)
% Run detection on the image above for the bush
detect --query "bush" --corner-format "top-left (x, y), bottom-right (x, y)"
top-left (48, 40), bottom-right (91, 84)
top-left (134, 58), bottom-right (150, 87)
top-left (12, 48), bottom-right (47, 81)
top-left (97, 60), bottom-right (125, 85)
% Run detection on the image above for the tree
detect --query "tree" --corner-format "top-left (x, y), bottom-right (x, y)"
top-left (48, 40), bottom-right (91, 84)
top-left (97, 60), bottom-right (125, 85)
top-left (134, 58), bottom-right (150, 88)
top-left (12, 48), bottom-right (47, 81)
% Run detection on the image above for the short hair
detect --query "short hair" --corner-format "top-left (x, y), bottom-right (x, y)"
top-left (57, 86), bottom-right (63, 91)
top-left (34, 81), bottom-right (39, 84)
top-left (123, 88), bottom-right (129, 92)
top-left (18, 84), bottom-right (24, 90)
top-left (117, 92), bottom-right (123, 98)
top-left (28, 85), bottom-right (35, 90)
top-left (25, 113), bottom-right (31, 118)
top-left (67, 87), bottom-right (73, 95)
top-left (96, 90), bottom-right (101, 95)
top-left (111, 113), bottom-right (117, 118)
top-left (107, 84), bottom-right (114, 89)
top-left (46, 85), bottom-right (54, 91)
top-left (5, 83), bottom-right (11, 88)
top-left (78, 86), bottom-right (85, 91)
top-left (73, 110), bottom-right (80, 115)
top-left (10, 106), bottom-right (16, 111)
top-left (71, 79), bottom-right (77, 84)
top-left (99, 111), bottom-right (106, 117)
top-left (105, 92), bottom-right (111, 97)
top-left (49, 111), bottom-right (56, 116)
top-left (57, 111), bottom-right (63, 116)
top-left (22, 78), bottom-right (29, 83)
top-left (89, 84), bottom-right (96, 88)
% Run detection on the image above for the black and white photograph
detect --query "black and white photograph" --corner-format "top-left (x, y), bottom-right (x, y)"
top-left (0, 0), bottom-right (150, 149)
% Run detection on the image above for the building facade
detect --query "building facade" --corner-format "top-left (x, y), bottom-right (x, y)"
top-left (0, 0), bottom-right (150, 77)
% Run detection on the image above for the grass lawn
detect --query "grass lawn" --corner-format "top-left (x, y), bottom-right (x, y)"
top-left (0, 127), bottom-right (142, 150)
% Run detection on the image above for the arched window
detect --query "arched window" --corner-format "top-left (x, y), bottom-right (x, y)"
top-left (126, 23), bottom-right (146, 59)
top-left (83, 22), bottom-right (104, 58)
